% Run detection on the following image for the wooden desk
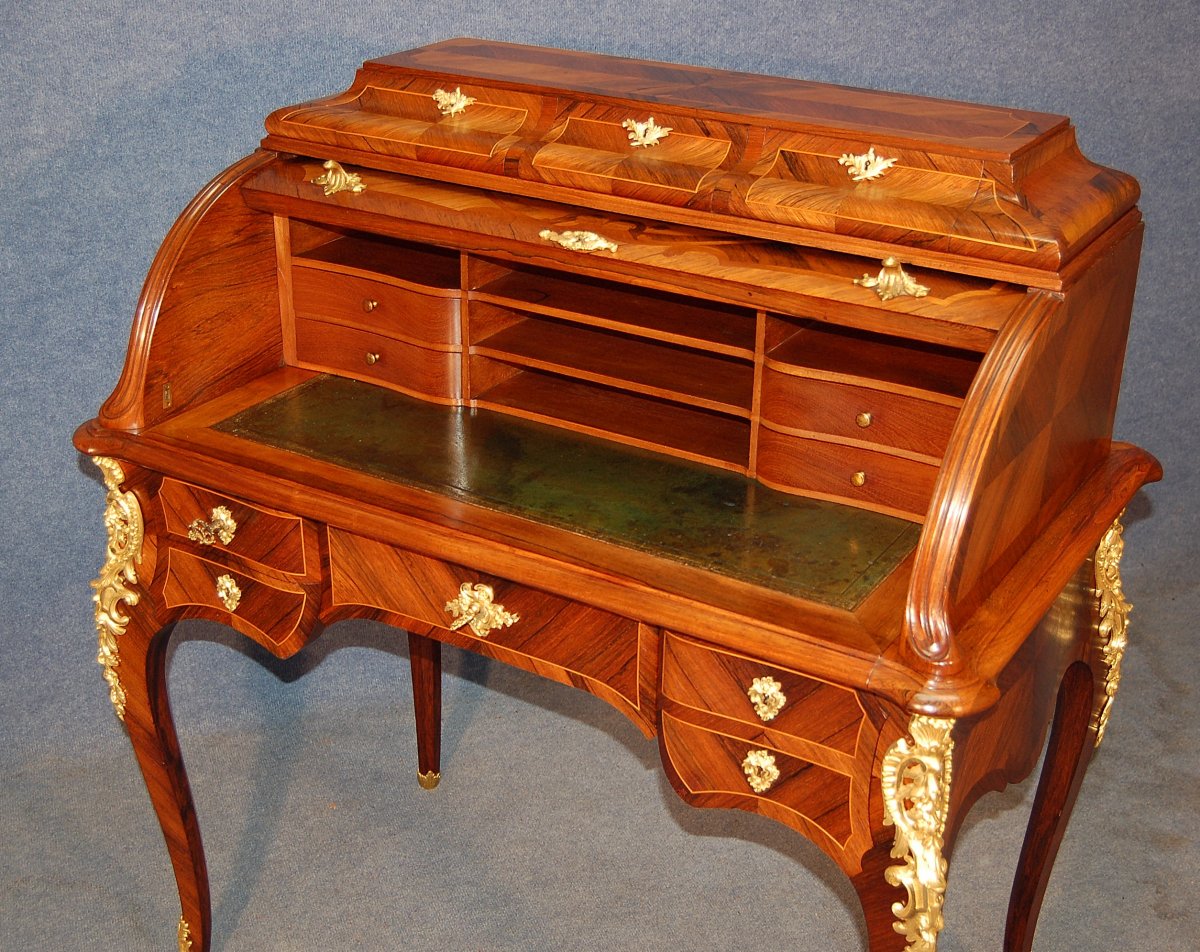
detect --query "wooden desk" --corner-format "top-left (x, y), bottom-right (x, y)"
top-left (75, 39), bottom-right (1159, 952)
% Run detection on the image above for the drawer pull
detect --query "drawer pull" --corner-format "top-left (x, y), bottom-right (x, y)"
top-left (187, 506), bottom-right (237, 546)
top-left (851, 471), bottom-right (868, 487)
top-left (854, 257), bottom-right (929, 302)
top-left (856, 412), bottom-right (873, 428)
top-left (365, 352), bottom-right (381, 366)
top-left (312, 159), bottom-right (365, 196)
top-left (622, 116), bottom-right (672, 148)
top-left (215, 574), bottom-right (242, 612)
top-left (838, 147), bottom-right (897, 182)
top-left (363, 299), bottom-right (379, 312)
top-left (747, 676), bottom-right (787, 722)
top-left (742, 749), bottom-right (780, 794)
top-left (444, 582), bottom-right (519, 638)
top-left (432, 86), bottom-right (476, 117)
top-left (539, 229), bottom-right (618, 254)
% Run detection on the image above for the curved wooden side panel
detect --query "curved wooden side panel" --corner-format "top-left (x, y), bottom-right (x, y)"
top-left (100, 151), bottom-right (283, 430)
top-left (904, 220), bottom-right (1145, 672)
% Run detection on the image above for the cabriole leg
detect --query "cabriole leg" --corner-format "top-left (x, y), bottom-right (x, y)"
top-left (91, 458), bottom-right (210, 952)
top-left (1003, 661), bottom-right (1096, 951)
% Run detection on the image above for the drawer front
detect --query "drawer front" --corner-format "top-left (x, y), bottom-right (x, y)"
top-left (158, 479), bottom-right (308, 576)
top-left (292, 267), bottom-right (461, 348)
top-left (660, 712), bottom-right (853, 848)
top-left (294, 319), bottom-right (462, 401)
top-left (661, 633), bottom-right (862, 758)
top-left (326, 529), bottom-right (650, 727)
top-left (755, 427), bottom-right (938, 518)
top-left (760, 367), bottom-right (959, 459)
top-left (529, 103), bottom-right (738, 201)
top-left (161, 549), bottom-right (310, 651)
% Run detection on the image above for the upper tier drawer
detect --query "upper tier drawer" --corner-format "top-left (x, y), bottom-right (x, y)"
top-left (157, 479), bottom-right (309, 576)
top-left (760, 368), bottom-right (960, 460)
top-left (292, 267), bottom-right (461, 348)
top-left (265, 74), bottom-right (549, 174)
top-left (524, 102), bottom-right (741, 205)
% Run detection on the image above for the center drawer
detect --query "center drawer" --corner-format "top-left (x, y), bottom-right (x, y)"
top-left (326, 528), bottom-right (655, 733)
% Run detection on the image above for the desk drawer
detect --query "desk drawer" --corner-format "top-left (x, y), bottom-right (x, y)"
top-left (294, 318), bottom-right (462, 400)
top-left (292, 267), bottom-right (461, 348)
top-left (161, 549), bottom-right (310, 651)
top-left (326, 529), bottom-right (651, 729)
top-left (755, 427), bottom-right (938, 518)
top-left (660, 712), bottom-right (853, 847)
top-left (661, 633), bottom-right (862, 758)
top-left (760, 367), bottom-right (958, 459)
top-left (157, 479), bottom-right (309, 576)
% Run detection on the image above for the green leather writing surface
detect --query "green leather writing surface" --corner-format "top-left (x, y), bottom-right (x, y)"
top-left (217, 375), bottom-right (918, 609)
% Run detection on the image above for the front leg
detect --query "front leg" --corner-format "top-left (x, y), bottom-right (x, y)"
top-left (91, 458), bottom-right (210, 952)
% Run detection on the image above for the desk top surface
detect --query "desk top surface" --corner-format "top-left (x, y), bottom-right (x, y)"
top-left (217, 374), bottom-right (919, 610)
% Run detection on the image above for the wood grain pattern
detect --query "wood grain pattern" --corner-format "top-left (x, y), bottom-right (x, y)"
top-left (905, 221), bottom-right (1144, 669)
top-left (101, 152), bottom-right (284, 430)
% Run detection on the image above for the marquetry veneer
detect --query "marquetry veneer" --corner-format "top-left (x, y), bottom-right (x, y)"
top-left (75, 38), bottom-right (1159, 952)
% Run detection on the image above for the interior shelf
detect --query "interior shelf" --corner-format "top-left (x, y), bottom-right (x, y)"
top-left (473, 316), bottom-right (754, 417)
top-left (471, 265), bottom-right (756, 358)
top-left (475, 370), bottom-right (751, 472)
top-left (294, 232), bottom-right (461, 290)
top-left (767, 319), bottom-right (981, 400)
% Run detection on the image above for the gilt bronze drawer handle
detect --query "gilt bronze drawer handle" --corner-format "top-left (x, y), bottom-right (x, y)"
top-left (215, 574), bottom-right (242, 612)
top-left (187, 506), bottom-right (237, 546)
top-left (838, 147), bottom-right (897, 182)
top-left (363, 299), bottom-right (379, 312)
top-left (747, 676), bottom-right (787, 722)
top-left (851, 471), bottom-right (868, 488)
top-left (622, 116), bottom-right (672, 148)
top-left (539, 229), bottom-right (618, 254)
top-left (854, 257), bottom-right (930, 302)
top-left (742, 749), bottom-right (780, 794)
top-left (312, 159), bottom-right (365, 196)
top-left (444, 582), bottom-right (519, 638)
top-left (365, 352), bottom-right (381, 366)
top-left (856, 412), bottom-right (873, 428)
top-left (432, 86), bottom-right (476, 117)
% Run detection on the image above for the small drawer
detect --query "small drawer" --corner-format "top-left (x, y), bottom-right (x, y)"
top-left (760, 367), bottom-right (959, 459)
top-left (529, 102), bottom-right (737, 201)
top-left (755, 427), bottom-right (938, 518)
top-left (661, 633), bottom-right (862, 757)
top-left (157, 479), bottom-right (308, 576)
top-left (660, 712), bottom-right (853, 847)
top-left (160, 549), bottom-right (310, 651)
top-left (292, 267), bottom-right (461, 348)
top-left (294, 319), bottom-right (462, 401)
